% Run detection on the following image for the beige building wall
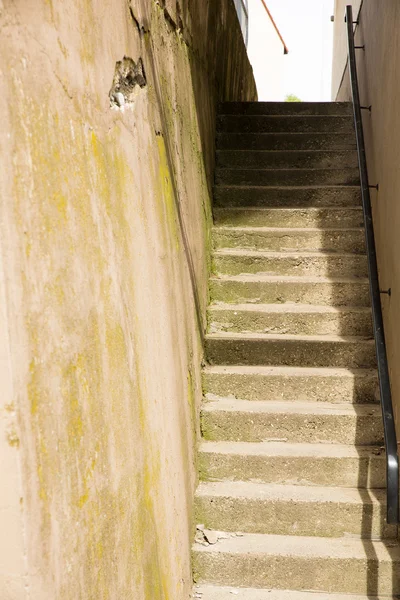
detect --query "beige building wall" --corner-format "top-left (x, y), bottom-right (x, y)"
top-left (247, 0), bottom-right (286, 100)
top-left (332, 1), bottom-right (400, 430)
top-left (0, 1), bottom-right (256, 598)
top-left (331, 0), bottom-right (363, 100)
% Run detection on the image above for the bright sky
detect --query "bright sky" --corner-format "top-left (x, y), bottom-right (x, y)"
top-left (265, 0), bottom-right (335, 101)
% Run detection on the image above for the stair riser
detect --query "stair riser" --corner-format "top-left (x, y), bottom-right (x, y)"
top-left (219, 102), bottom-right (354, 116)
top-left (201, 410), bottom-right (382, 445)
top-left (199, 450), bottom-right (386, 488)
top-left (210, 279), bottom-right (370, 307)
top-left (214, 208), bottom-right (364, 228)
top-left (217, 151), bottom-right (358, 170)
top-left (216, 168), bottom-right (360, 187)
top-left (213, 230), bottom-right (366, 253)
top-left (208, 308), bottom-right (373, 337)
top-left (217, 133), bottom-right (357, 152)
top-left (217, 115), bottom-right (355, 134)
top-left (213, 254), bottom-right (368, 278)
top-left (195, 495), bottom-right (396, 539)
top-left (202, 371), bottom-right (378, 404)
top-left (206, 338), bottom-right (376, 368)
top-left (193, 551), bottom-right (400, 595)
top-left (214, 187), bottom-right (362, 208)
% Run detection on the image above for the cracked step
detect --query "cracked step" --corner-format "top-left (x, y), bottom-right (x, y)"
top-left (195, 481), bottom-right (397, 539)
top-left (218, 101), bottom-right (354, 116)
top-left (199, 441), bottom-right (386, 488)
top-left (210, 275), bottom-right (370, 306)
top-left (213, 227), bottom-right (366, 253)
top-left (201, 399), bottom-right (382, 445)
top-left (192, 586), bottom-right (393, 600)
top-left (215, 168), bottom-right (360, 187)
top-left (208, 304), bottom-right (373, 336)
top-left (202, 365), bottom-right (378, 404)
top-left (214, 185), bottom-right (362, 208)
top-left (205, 333), bottom-right (376, 368)
top-left (192, 533), bottom-right (400, 595)
top-left (217, 115), bottom-right (355, 134)
top-left (213, 249), bottom-right (368, 278)
top-left (216, 150), bottom-right (358, 170)
top-left (213, 207), bottom-right (364, 228)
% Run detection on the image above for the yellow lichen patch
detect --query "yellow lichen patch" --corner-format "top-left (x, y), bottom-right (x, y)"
top-left (6, 426), bottom-right (20, 448)
top-left (28, 360), bottom-right (42, 416)
top-left (62, 362), bottom-right (84, 446)
top-left (156, 135), bottom-right (180, 250)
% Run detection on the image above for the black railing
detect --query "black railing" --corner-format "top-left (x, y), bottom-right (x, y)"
top-left (346, 4), bottom-right (399, 524)
top-left (233, 0), bottom-right (249, 47)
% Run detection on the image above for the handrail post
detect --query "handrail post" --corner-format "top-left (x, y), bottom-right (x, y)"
top-left (345, 4), bottom-right (399, 524)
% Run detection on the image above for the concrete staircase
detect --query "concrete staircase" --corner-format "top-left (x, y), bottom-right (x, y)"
top-left (193, 102), bottom-right (400, 599)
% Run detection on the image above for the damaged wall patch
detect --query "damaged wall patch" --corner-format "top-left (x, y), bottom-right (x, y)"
top-left (109, 57), bottom-right (147, 109)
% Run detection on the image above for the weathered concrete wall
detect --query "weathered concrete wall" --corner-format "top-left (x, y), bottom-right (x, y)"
top-left (333, 1), bottom-right (400, 430)
top-left (0, 1), bottom-right (256, 598)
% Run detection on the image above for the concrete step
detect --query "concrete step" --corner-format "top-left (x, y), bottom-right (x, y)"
top-left (216, 150), bottom-right (358, 170)
top-left (193, 533), bottom-right (400, 595)
top-left (199, 441), bottom-right (386, 488)
top-left (205, 332), bottom-right (376, 368)
top-left (218, 102), bottom-right (353, 116)
top-left (217, 132), bottom-right (357, 151)
top-left (213, 227), bottom-right (365, 253)
top-left (214, 186), bottom-right (361, 208)
top-left (210, 275), bottom-right (370, 307)
top-left (214, 207), bottom-right (364, 228)
top-left (201, 399), bottom-right (382, 445)
top-left (193, 586), bottom-right (394, 600)
top-left (217, 115), bottom-right (355, 134)
top-left (202, 365), bottom-right (378, 404)
top-left (195, 481), bottom-right (397, 539)
top-left (215, 168), bottom-right (360, 187)
top-left (213, 250), bottom-right (368, 278)
top-left (208, 304), bottom-right (373, 337)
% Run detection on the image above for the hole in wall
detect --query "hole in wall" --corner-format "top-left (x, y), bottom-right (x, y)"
top-left (109, 56), bottom-right (147, 110)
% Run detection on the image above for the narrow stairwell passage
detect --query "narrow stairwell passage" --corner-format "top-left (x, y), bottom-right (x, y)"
top-left (193, 102), bottom-right (400, 599)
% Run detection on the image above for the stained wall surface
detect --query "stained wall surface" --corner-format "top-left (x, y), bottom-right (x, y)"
top-left (0, 1), bottom-right (256, 598)
top-left (333, 0), bottom-right (400, 429)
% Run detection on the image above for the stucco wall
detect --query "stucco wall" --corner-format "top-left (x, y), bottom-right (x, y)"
top-left (0, 1), bottom-right (256, 598)
top-left (331, 0), bottom-right (363, 100)
top-left (333, 1), bottom-right (400, 431)
top-left (247, 0), bottom-right (285, 101)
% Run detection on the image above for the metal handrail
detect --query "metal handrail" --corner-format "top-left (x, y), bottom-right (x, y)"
top-left (346, 4), bottom-right (399, 524)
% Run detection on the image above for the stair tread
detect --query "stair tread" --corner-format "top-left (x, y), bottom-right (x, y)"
top-left (215, 183), bottom-right (361, 188)
top-left (196, 480), bottom-right (386, 504)
top-left (199, 440), bottom-right (385, 460)
top-left (193, 585), bottom-right (395, 600)
top-left (193, 532), bottom-right (400, 559)
top-left (215, 207), bottom-right (363, 212)
top-left (202, 398), bottom-right (380, 417)
top-left (214, 249), bottom-right (366, 258)
top-left (206, 332), bottom-right (374, 343)
top-left (211, 274), bottom-right (369, 283)
top-left (217, 167), bottom-right (359, 173)
top-left (217, 148), bottom-right (355, 153)
top-left (209, 304), bottom-right (371, 314)
top-left (213, 226), bottom-right (364, 232)
top-left (203, 365), bottom-right (377, 377)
